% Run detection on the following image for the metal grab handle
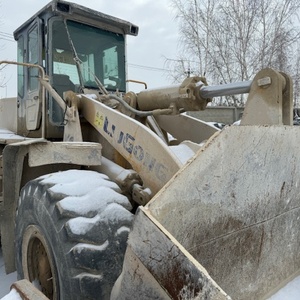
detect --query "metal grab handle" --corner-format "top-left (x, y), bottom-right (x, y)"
top-left (0, 60), bottom-right (46, 139)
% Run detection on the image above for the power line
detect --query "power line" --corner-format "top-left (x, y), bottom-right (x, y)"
top-left (128, 63), bottom-right (169, 72)
top-left (0, 35), bottom-right (174, 73)
top-left (0, 31), bottom-right (13, 37)
top-left (0, 37), bottom-right (15, 43)
top-left (0, 32), bottom-right (15, 43)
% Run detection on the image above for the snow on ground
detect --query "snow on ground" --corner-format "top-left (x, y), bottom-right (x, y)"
top-left (1, 244), bottom-right (300, 299)
top-left (268, 276), bottom-right (300, 300)
top-left (0, 289), bottom-right (21, 300)
top-left (0, 248), bottom-right (17, 299)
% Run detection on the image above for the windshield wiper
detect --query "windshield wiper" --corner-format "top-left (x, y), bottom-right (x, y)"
top-left (63, 20), bottom-right (109, 96)
top-left (63, 20), bottom-right (85, 92)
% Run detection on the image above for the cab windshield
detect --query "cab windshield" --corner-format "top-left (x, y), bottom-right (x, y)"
top-left (51, 19), bottom-right (126, 92)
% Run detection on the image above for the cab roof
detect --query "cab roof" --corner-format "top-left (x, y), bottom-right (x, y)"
top-left (14, 0), bottom-right (139, 39)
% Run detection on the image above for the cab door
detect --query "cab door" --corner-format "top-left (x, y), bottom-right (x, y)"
top-left (26, 18), bottom-right (43, 130)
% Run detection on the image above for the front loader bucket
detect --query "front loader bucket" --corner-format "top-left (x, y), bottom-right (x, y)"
top-left (112, 125), bottom-right (300, 299)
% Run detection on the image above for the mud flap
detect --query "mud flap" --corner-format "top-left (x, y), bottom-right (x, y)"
top-left (1, 143), bottom-right (29, 273)
top-left (111, 207), bottom-right (230, 300)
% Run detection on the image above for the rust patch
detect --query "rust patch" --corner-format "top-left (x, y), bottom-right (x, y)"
top-left (149, 250), bottom-right (202, 299)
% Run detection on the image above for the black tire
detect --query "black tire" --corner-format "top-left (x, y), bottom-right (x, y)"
top-left (15, 170), bottom-right (134, 300)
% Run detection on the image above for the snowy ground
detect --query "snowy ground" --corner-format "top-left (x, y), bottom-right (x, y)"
top-left (0, 246), bottom-right (300, 299)
top-left (269, 276), bottom-right (300, 300)
top-left (0, 248), bottom-right (17, 299)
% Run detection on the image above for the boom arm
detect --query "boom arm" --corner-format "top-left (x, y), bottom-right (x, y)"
top-left (64, 68), bottom-right (292, 199)
top-left (79, 94), bottom-right (183, 195)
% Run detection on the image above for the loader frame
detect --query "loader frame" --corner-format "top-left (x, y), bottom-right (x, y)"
top-left (0, 1), bottom-right (298, 299)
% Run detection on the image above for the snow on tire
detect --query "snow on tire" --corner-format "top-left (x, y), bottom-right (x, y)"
top-left (15, 170), bottom-right (134, 300)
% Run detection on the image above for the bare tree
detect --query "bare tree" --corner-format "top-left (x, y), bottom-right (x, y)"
top-left (0, 0), bottom-right (6, 89)
top-left (167, 0), bottom-right (300, 106)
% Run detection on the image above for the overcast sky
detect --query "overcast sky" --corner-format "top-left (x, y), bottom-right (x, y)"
top-left (0, 0), bottom-right (179, 97)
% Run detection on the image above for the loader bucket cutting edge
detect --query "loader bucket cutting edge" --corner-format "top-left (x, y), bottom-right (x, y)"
top-left (113, 125), bottom-right (300, 300)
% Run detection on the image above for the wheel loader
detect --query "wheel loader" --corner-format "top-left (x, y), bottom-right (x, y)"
top-left (0, 1), bottom-right (299, 299)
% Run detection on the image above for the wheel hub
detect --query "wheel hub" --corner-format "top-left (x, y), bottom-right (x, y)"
top-left (22, 225), bottom-right (58, 300)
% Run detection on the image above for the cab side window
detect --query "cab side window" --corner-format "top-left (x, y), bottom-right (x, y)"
top-left (28, 26), bottom-right (39, 91)
top-left (17, 36), bottom-right (24, 98)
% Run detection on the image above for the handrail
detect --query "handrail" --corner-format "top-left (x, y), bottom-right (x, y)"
top-left (0, 60), bottom-right (47, 139)
top-left (0, 60), bottom-right (73, 139)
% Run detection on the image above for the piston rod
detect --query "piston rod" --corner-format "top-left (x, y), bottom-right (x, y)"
top-left (200, 80), bottom-right (252, 98)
